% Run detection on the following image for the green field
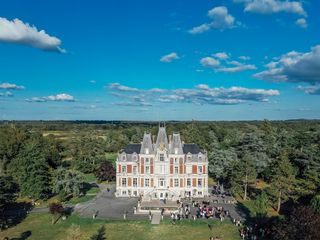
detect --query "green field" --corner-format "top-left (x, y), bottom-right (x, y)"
top-left (0, 213), bottom-right (241, 240)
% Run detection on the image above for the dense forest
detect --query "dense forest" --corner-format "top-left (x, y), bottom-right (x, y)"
top-left (1, 120), bottom-right (320, 239)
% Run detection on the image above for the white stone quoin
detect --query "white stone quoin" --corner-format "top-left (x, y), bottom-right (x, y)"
top-left (115, 125), bottom-right (209, 201)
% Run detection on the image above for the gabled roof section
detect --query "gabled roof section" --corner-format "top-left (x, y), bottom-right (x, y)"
top-left (140, 133), bottom-right (154, 154)
top-left (155, 127), bottom-right (168, 150)
top-left (122, 143), bottom-right (141, 154)
top-left (169, 133), bottom-right (183, 154)
top-left (182, 143), bottom-right (202, 154)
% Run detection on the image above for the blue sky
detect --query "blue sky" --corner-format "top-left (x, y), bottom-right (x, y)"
top-left (0, 0), bottom-right (320, 120)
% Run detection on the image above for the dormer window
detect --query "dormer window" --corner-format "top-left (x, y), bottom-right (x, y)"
top-left (145, 148), bottom-right (149, 154)
top-left (122, 155), bottom-right (126, 161)
top-left (174, 148), bottom-right (178, 154)
top-left (160, 154), bottom-right (164, 161)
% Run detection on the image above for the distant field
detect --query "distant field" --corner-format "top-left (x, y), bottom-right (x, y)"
top-left (0, 213), bottom-right (241, 240)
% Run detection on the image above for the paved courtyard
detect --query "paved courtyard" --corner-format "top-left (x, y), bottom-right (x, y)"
top-left (74, 184), bottom-right (245, 221)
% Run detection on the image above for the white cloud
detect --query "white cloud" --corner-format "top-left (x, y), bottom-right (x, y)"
top-left (239, 56), bottom-right (251, 60)
top-left (297, 85), bottom-right (320, 95)
top-left (254, 45), bottom-right (320, 85)
top-left (0, 91), bottom-right (13, 97)
top-left (188, 24), bottom-right (210, 34)
top-left (0, 82), bottom-right (24, 90)
top-left (160, 52), bottom-right (180, 62)
top-left (189, 6), bottom-right (236, 34)
top-left (0, 17), bottom-right (65, 53)
top-left (200, 57), bottom-right (220, 67)
top-left (26, 93), bottom-right (75, 102)
top-left (200, 55), bottom-right (256, 73)
top-left (213, 52), bottom-right (229, 59)
top-left (219, 64), bottom-right (256, 73)
top-left (242, 0), bottom-right (306, 16)
top-left (109, 83), bottom-right (139, 92)
top-left (295, 18), bottom-right (307, 28)
top-left (90, 80), bottom-right (96, 84)
top-left (109, 83), bottom-right (279, 106)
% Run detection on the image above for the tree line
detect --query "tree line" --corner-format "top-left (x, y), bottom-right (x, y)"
top-left (0, 120), bottom-right (319, 238)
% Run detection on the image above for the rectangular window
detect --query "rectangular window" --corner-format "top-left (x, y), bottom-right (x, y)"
top-left (174, 179), bottom-right (179, 187)
top-left (186, 165), bottom-right (192, 174)
top-left (146, 158), bottom-right (149, 163)
top-left (145, 178), bottom-right (150, 187)
top-left (187, 178), bottom-right (191, 187)
top-left (198, 191), bottom-right (202, 196)
top-left (122, 166), bottom-right (126, 173)
top-left (198, 179), bottom-right (202, 187)
top-left (122, 190), bottom-right (127, 195)
top-left (133, 166), bottom-right (137, 174)
top-left (145, 166), bottom-right (150, 174)
top-left (160, 154), bottom-right (164, 161)
top-left (122, 178), bottom-right (127, 187)
top-left (133, 178), bottom-right (137, 187)
top-left (198, 166), bottom-right (203, 173)
top-left (174, 166), bottom-right (179, 174)
top-left (174, 158), bottom-right (178, 163)
top-left (159, 178), bottom-right (165, 187)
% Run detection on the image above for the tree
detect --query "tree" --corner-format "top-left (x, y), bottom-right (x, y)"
top-left (311, 194), bottom-right (320, 213)
top-left (90, 226), bottom-right (106, 240)
top-left (0, 126), bottom-right (28, 174)
top-left (0, 175), bottom-right (19, 230)
top-left (0, 175), bottom-right (19, 209)
top-left (271, 205), bottom-right (320, 240)
top-left (95, 161), bottom-right (116, 182)
top-left (229, 153), bottom-right (257, 200)
top-left (52, 168), bottom-right (84, 200)
top-left (10, 139), bottom-right (51, 200)
top-left (269, 152), bottom-right (296, 213)
top-left (252, 191), bottom-right (269, 217)
top-left (208, 148), bottom-right (237, 181)
top-left (49, 202), bottom-right (64, 224)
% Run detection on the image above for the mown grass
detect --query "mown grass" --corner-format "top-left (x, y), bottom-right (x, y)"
top-left (0, 213), bottom-right (241, 240)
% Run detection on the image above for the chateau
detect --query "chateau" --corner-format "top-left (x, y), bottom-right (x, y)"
top-left (116, 126), bottom-right (208, 201)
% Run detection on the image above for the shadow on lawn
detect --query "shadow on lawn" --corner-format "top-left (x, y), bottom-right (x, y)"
top-left (89, 226), bottom-right (106, 240)
top-left (2, 202), bottom-right (33, 229)
top-left (10, 230), bottom-right (32, 240)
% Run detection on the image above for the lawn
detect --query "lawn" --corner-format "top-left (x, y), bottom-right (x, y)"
top-left (67, 187), bottom-right (100, 205)
top-left (0, 213), bottom-right (241, 240)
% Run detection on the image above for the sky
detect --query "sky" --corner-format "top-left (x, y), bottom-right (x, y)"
top-left (0, 0), bottom-right (320, 121)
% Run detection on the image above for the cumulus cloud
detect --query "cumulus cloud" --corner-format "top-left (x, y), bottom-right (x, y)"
top-left (200, 57), bottom-right (220, 68)
top-left (213, 52), bottom-right (229, 60)
top-left (0, 17), bottom-right (65, 53)
top-left (297, 85), bottom-right (320, 95)
top-left (295, 18), bottom-right (307, 28)
top-left (109, 83), bottom-right (139, 92)
top-left (0, 91), bottom-right (13, 97)
top-left (200, 55), bottom-right (256, 73)
top-left (238, 0), bottom-right (306, 16)
top-left (0, 82), bottom-right (24, 90)
top-left (108, 83), bottom-right (279, 106)
top-left (26, 93), bottom-right (75, 102)
top-left (239, 56), bottom-right (251, 61)
top-left (189, 6), bottom-right (236, 34)
top-left (254, 45), bottom-right (320, 85)
top-left (160, 52), bottom-right (180, 62)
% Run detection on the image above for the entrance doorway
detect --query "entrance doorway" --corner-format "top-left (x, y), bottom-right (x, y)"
top-left (159, 191), bottom-right (165, 200)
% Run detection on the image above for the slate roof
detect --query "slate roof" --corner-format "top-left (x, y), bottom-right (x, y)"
top-left (182, 144), bottom-right (202, 154)
top-left (140, 133), bottom-right (154, 154)
top-left (155, 127), bottom-right (169, 149)
top-left (122, 143), bottom-right (141, 154)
